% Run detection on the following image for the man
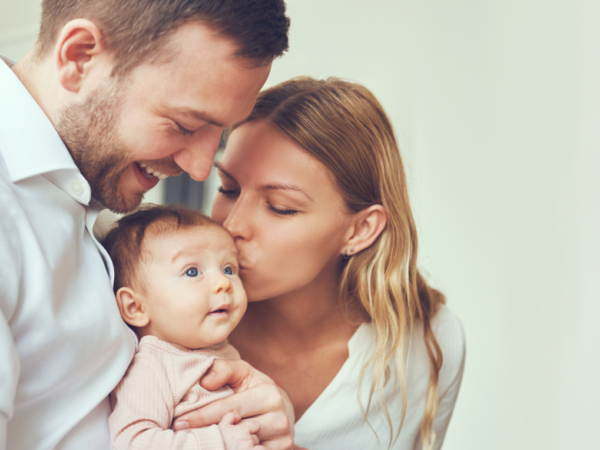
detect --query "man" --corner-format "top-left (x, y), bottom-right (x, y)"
top-left (0, 1), bottom-right (293, 449)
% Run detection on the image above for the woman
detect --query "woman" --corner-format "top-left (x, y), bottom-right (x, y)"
top-left (210, 77), bottom-right (465, 450)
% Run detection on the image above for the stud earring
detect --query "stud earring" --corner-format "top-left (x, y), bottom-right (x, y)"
top-left (343, 248), bottom-right (355, 260)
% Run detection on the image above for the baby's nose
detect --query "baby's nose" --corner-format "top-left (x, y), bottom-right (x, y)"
top-left (212, 274), bottom-right (233, 294)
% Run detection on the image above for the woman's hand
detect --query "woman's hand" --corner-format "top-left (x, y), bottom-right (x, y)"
top-left (173, 359), bottom-right (298, 450)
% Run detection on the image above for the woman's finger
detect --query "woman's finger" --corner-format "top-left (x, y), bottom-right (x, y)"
top-left (176, 383), bottom-right (285, 428)
top-left (201, 359), bottom-right (273, 392)
top-left (173, 359), bottom-right (295, 449)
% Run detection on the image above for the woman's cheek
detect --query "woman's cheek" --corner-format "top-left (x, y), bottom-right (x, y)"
top-left (247, 236), bottom-right (329, 301)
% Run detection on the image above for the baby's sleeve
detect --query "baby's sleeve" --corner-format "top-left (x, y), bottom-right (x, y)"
top-left (109, 346), bottom-right (225, 450)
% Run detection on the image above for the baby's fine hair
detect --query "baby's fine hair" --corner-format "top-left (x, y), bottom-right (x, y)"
top-left (102, 204), bottom-right (219, 293)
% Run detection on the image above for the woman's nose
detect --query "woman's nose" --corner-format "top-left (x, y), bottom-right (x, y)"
top-left (222, 196), bottom-right (252, 241)
top-left (212, 274), bottom-right (233, 295)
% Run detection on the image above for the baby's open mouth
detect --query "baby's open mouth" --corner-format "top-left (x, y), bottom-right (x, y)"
top-left (208, 305), bottom-right (230, 317)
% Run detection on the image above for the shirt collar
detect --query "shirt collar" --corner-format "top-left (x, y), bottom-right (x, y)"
top-left (0, 58), bottom-right (91, 205)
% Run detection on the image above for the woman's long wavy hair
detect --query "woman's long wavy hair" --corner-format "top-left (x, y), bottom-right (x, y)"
top-left (231, 77), bottom-right (445, 449)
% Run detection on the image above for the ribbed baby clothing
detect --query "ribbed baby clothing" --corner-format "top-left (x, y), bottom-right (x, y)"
top-left (109, 335), bottom-right (239, 450)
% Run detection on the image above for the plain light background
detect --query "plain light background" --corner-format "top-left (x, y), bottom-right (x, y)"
top-left (2, 1), bottom-right (599, 449)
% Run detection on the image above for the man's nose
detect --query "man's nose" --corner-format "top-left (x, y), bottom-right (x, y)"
top-left (173, 126), bottom-right (223, 181)
top-left (212, 273), bottom-right (233, 295)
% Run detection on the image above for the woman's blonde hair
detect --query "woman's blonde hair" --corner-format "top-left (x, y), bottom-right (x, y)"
top-left (233, 77), bottom-right (445, 449)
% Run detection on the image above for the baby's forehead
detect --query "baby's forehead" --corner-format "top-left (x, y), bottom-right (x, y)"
top-left (142, 224), bottom-right (237, 260)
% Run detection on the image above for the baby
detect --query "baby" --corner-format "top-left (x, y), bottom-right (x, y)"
top-left (102, 204), bottom-right (260, 450)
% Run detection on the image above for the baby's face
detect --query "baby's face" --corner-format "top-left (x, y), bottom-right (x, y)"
top-left (138, 225), bottom-right (247, 350)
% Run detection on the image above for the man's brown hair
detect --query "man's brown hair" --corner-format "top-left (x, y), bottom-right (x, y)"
top-left (102, 204), bottom-right (219, 293)
top-left (37, 0), bottom-right (290, 74)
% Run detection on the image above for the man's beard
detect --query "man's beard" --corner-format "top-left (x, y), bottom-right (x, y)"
top-left (55, 79), bottom-right (144, 213)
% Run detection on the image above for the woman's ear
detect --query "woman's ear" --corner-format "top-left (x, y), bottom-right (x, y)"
top-left (54, 19), bottom-right (107, 93)
top-left (342, 205), bottom-right (387, 257)
top-left (115, 287), bottom-right (150, 328)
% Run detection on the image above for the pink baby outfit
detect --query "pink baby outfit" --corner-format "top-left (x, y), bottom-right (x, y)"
top-left (109, 335), bottom-right (239, 450)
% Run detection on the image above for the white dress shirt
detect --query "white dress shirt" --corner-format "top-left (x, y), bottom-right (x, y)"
top-left (294, 304), bottom-right (466, 450)
top-left (0, 58), bottom-right (135, 450)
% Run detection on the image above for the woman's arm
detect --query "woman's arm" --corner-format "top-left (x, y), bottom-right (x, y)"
top-left (173, 359), bottom-right (296, 450)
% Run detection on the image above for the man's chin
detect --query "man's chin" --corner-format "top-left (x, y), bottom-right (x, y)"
top-left (94, 190), bottom-right (145, 214)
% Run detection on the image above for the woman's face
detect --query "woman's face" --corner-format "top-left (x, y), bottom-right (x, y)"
top-left (211, 120), bottom-right (352, 301)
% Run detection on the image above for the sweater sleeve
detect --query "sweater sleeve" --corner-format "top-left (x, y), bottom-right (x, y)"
top-left (109, 346), bottom-right (225, 450)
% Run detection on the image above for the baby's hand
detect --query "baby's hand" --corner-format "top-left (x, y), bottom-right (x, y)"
top-left (218, 412), bottom-right (264, 450)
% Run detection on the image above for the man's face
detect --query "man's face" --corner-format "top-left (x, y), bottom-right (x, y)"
top-left (56, 22), bottom-right (271, 213)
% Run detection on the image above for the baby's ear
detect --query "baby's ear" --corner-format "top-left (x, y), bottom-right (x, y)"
top-left (115, 287), bottom-right (149, 328)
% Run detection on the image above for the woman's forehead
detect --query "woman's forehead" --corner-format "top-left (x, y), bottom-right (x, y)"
top-left (221, 121), bottom-right (334, 190)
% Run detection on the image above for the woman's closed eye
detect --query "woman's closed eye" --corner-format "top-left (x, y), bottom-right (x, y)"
top-left (217, 186), bottom-right (240, 198)
top-left (268, 203), bottom-right (299, 216)
top-left (184, 267), bottom-right (200, 277)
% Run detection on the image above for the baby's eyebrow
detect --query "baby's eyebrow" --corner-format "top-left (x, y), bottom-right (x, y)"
top-left (171, 250), bottom-right (196, 263)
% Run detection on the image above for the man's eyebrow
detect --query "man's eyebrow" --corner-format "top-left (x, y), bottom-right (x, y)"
top-left (259, 183), bottom-right (313, 202)
top-left (172, 107), bottom-right (226, 128)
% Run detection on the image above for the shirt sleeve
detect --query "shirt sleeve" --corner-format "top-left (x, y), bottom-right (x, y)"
top-left (430, 310), bottom-right (467, 450)
top-left (0, 189), bottom-right (23, 450)
top-left (109, 346), bottom-right (226, 450)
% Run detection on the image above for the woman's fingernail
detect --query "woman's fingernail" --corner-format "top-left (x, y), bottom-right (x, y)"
top-left (174, 421), bottom-right (189, 431)
top-left (205, 371), bottom-right (216, 378)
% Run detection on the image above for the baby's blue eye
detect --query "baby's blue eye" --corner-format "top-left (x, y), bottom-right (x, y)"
top-left (223, 266), bottom-right (233, 275)
top-left (185, 268), bottom-right (199, 277)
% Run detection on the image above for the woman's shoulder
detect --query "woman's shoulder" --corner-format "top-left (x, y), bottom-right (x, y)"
top-left (432, 304), bottom-right (466, 353)
top-left (430, 304), bottom-right (466, 395)
top-left (353, 304), bottom-right (466, 392)
top-left (354, 304), bottom-right (465, 357)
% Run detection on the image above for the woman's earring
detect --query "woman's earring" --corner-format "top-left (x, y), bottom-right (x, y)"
top-left (343, 248), bottom-right (355, 260)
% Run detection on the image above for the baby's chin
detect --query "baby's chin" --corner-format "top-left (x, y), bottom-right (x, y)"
top-left (174, 335), bottom-right (232, 351)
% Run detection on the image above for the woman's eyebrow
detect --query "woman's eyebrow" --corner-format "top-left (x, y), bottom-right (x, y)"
top-left (214, 162), bottom-right (313, 201)
top-left (214, 162), bottom-right (237, 181)
top-left (259, 183), bottom-right (313, 202)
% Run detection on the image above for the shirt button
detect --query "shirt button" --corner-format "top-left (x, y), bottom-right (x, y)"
top-left (70, 180), bottom-right (84, 195)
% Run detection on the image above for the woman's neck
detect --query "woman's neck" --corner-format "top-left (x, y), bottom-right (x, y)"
top-left (234, 266), bottom-right (361, 352)
top-left (229, 265), bottom-right (365, 421)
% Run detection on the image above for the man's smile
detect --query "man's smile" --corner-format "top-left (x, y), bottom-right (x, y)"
top-left (138, 162), bottom-right (169, 180)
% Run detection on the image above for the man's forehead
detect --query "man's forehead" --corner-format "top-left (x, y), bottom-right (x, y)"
top-left (130, 23), bottom-right (271, 123)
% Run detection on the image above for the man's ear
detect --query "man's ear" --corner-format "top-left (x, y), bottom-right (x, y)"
top-left (115, 287), bottom-right (150, 328)
top-left (54, 19), bottom-right (107, 93)
top-left (341, 205), bottom-right (387, 257)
